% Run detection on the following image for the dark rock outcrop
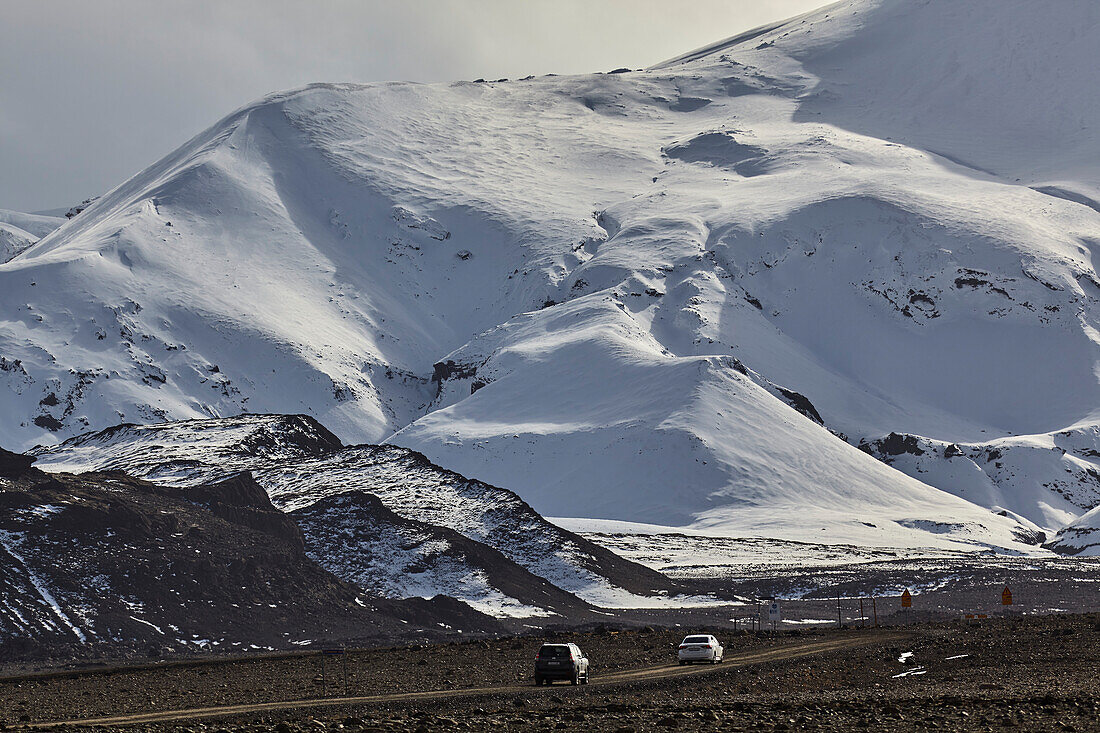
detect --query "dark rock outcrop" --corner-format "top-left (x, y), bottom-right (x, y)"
top-left (0, 464), bottom-right (501, 663)
top-left (0, 447), bottom-right (36, 478)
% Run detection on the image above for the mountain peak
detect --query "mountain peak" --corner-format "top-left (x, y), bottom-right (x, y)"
top-left (3, 5), bottom-right (1098, 549)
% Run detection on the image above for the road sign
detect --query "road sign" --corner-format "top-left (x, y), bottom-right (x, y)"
top-left (768, 602), bottom-right (781, 622)
top-left (1001, 586), bottom-right (1013, 606)
top-left (901, 589), bottom-right (912, 608)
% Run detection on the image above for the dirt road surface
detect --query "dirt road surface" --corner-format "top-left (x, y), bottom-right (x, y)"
top-left (30, 636), bottom-right (883, 728)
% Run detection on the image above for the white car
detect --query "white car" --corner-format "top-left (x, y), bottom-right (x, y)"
top-left (677, 634), bottom-right (723, 665)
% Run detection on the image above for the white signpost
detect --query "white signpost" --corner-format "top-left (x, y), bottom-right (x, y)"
top-left (768, 601), bottom-right (781, 634)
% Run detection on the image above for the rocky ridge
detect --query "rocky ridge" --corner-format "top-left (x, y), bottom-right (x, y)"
top-left (0, 446), bottom-right (503, 662)
top-left (30, 415), bottom-right (689, 610)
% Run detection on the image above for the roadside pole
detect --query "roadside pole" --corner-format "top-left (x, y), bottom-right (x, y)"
top-left (837, 592), bottom-right (842, 629)
top-left (872, 596), bottom-right (878, 628)
top-left (860, 598), bottom-right (865, 628)
top-left (901, 589), bottom-right (912, 626)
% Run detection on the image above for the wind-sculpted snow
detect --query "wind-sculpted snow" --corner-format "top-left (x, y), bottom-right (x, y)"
top-left (32, 415), bottom-right (681, 609)
top-left (5, 0), bottom-right (1100, 550)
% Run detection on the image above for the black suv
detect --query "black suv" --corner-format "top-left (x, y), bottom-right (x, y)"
top-left (534, 642), bottom-right (590, 685)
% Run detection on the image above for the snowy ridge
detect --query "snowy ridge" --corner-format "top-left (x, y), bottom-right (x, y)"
top-left (860, 430), bottom-right (1100, 536)
top-left (0, 208), bottom-right (65, 240)
top-left (292, 492), bottom-right (587, 618)
top-left (32, 415), bottom-right (683, 609)
top-left (0, 223), bottom-right (37, 264)
top-left (1048, 506), bottom-right (1100, 557)
top-left (3, 0), bottom-right (1099, 550)
top-left (0, 528), bottom-right (88, 643)
top-left (0, 208), bottom-right (65, 263)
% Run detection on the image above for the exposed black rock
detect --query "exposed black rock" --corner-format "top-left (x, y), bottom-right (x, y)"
top-left (181, 472), bottom-right (304, 549)
top-left (431, 360), bottom-right (479, 384)
top-left (33, 415), bottom-right (63, 431)
top-left (775, 387), bottom-right (824, 425)
top-left (864, 432), bottom-right (926, 457)
top-left (0, 447), bottom-right (35, 478)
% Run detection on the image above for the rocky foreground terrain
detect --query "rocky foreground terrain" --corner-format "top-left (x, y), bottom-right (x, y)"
top-left (1, 613), bottom-right (1096, 731)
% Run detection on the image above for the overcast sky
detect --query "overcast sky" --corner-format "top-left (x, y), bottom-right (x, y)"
top-left (1, 0), bottom-right (824, 212)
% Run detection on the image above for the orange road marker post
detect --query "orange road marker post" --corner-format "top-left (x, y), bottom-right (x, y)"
top-left (901, 589), bottom-right (912, 625)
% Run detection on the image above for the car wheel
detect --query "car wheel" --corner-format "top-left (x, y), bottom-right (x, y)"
top-left (571, 672), bottom-right (579, 686)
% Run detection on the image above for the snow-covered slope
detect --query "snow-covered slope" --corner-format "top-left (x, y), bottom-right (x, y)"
top-left (1047, 506), bottom-right (1100, 557)
top-left (31, 415), bottom-right (682, 609)
top-left (861, 431), bottom-right (1100, 536)
top-left (4, 0), bottom-right (1099, 550)
top-left (0, 222), bottom-right (37, 264)
top-left (0, 209), bottom-right (65, 263)
top-left (0, 209), bottom-right (66, 239)
top-left (292, 491), bottom-right (593, 618)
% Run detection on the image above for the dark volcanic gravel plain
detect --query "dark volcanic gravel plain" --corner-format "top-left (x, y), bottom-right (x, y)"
top-left (2, 612), bottom-right (1097, 731)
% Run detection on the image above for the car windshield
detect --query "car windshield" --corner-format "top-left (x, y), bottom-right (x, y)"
top-left (540, 645), bottom-right (571, 658)
top-left (683, 636), bottom-right (710, 644)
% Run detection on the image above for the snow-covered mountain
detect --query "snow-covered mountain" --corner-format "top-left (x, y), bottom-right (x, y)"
top-left (3, 0), bottom-right (1099, 551)
top-left (0, 223), bottom-right (36, 264)
top-left (1048, 506), bottom-right (1100, 557)
top-left (0, 209), bottom-right (66, 240)
top-left (31, 414), bottom-right (683, 612)
top-left (860, 431), bottom-right (1100, 537)
top-left (0, 209), bottom-right (65, 263)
